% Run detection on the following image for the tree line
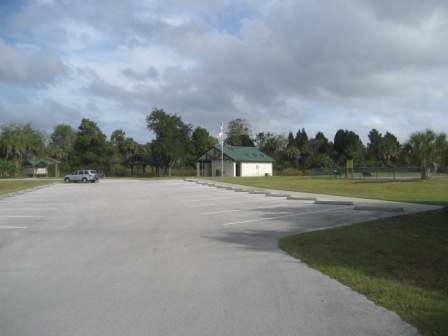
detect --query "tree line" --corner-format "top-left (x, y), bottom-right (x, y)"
top-left (0, 108), bottom-right (447, 179)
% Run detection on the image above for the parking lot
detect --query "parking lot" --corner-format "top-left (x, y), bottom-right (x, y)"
top-left (0, 179), bottom-right (438, 336)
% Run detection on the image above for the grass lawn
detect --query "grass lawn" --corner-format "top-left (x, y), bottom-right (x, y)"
top-left (279, 210), bottom-right (448, 336)
top-left (203, 176), bottom-right (448, 336)
top-left (203, 176), bottom-right (448, 205)
top-left (0, 179), bottom-right (58, 196)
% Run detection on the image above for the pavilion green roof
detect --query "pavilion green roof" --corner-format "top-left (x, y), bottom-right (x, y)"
top-left (24, 159), bottom-right (51, 166)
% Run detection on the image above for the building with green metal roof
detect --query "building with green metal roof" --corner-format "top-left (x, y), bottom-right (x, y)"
top-left (196, 145), bottom-right (275, 177)
top-left (23, 159), bottom-right (51, 177)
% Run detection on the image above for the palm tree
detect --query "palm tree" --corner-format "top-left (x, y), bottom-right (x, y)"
top-left (23, 124), bottom-right (46, 159)
top-left (0, 159), bottom-right (15, 178)
top-left (110, 130), bottom-right (126, 153)
top-left (284, 146), bottom-right (300, 168)
top-left (403, 129), bottom-right (447, 179)
top-left (0, 124), bottom-right (27, 168)
top-left (123, 138), bottom-right (138, 158)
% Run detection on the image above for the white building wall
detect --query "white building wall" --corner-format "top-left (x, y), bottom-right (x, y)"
top-left (200, 160), bottom-right (272, 177)
top-left (241, 162), bottom-right (272, 177)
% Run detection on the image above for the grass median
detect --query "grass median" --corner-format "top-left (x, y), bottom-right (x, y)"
top-left (203, 176), bottom-right (447, 205)
top-left (204, 176), bottom-right (447, 336)
top-left (0, 179), bottom-right (58, 195)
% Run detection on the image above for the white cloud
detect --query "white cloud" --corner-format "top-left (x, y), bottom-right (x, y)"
top-left (0, 39), bottom-right (68, 88)
top-left (362, 117), bottom-right (385, 129)
top-left (0, 0), bottom-right (447, 145)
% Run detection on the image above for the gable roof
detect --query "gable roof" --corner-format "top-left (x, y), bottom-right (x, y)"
top-left (197, 145), bottom-right (275, 163)
top-left (24, 159), bottom-right (50, 167)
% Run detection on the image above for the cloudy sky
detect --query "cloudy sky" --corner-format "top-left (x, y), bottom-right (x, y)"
top-left (1, 0), bottom-right (447, 144)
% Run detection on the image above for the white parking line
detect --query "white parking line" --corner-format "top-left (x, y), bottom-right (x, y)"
top-left (181, 194), bottom-right (263, 203)
top-left (0, 201), bottom-right (67, 205)
top-left (24, 192), bottom-right (82, 195)
top-left (0, 226), bottom-right (28, 229)
top-left (0, 215), bottom-right (46, 218)
top-left (222, 206), bottom-right (353, 226)
top-left (0, 208), bottom-right (58, 211)
top-left (171, 194), bottom-right (225, 199)
top-left (188, 198), bottom-right (286, 208)
top-left (201, 204), bottom-right (290, 215)
top-left (164, 184), bottom-right (210, 191)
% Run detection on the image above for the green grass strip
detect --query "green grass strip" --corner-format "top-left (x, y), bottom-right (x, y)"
top-left (279, 210), bottom-right (448, 336)
top-left (0, 180), bottom-right (58, 195)
top-left (203, 176), bottom-right (448, 205)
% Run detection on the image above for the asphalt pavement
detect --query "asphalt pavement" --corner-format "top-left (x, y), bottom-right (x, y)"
top-left (0, 179), bottom-right (440, 336)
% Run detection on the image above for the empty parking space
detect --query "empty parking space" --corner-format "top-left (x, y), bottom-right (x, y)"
top-left (166, 181), bottom-right (385, 231)
top-left (0, 183), bottom-right (96, 230)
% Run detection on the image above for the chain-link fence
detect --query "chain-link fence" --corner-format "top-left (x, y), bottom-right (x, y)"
top-left (311, 166), bottom-right (448, 180)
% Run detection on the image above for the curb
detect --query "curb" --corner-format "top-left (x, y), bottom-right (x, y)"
top-left (354, 206), bottom-right (404, 212)
top-left (315, 200), bottom-right (354, 206)
top-left (287, 196), bottom-right (317, 201)
top-left (249, 191), bottom-right (270, 195)
top-left (266, 193), bottom-right (290, 198)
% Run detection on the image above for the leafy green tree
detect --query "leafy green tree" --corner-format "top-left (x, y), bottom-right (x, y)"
top-left (136, 142), bottom-right (151, 154)
top-left (0, 123), bottom-right (46, 168)
top-left (225, 118), bottom-right (253, 146)
top-left (48, 124), bottom-right (76, 161)
top-left (23, 124), bottom-right (47, 159)
top-left (283, 146), bottom-right (300, 168)
top-left (403, 129), bottom-right (447, 179)
top-left (73, 118), bottom-right (112, 170)
top-left (111, 130), bottom-right (139, 159)
top-left (443, 146), bottom-right (448, 167)
top-left (286, 131), bottom-right (297, 148)
top-left (110, 129), bottom-right (126, 155)
top-left (314, 132), bottom-right (333, 155)
top-left (295, 128), bottom-right (309, 149)
top-left (239, 134), bottom-right (255, 146)
top-left (110, 129), bottom-right (126, 167)
top-left (0, 125), bottom-right (25, 167)
top-left (191, 127), bottom-right (217, 155)
top-left (333, 129), bottom-right (365, 166)
top-left (283, 131), bottom-right (301, 168)
top-left (289, 128), bottom-right (312, 167)
top-left (307, 132), bottom-right (335, 168)
top-left (0, 159), bottom-right (15, 178)
top-left (254, 132), bottom-right (267, 149)
top-left (255, 132), bottom-right (287, 158)
top-left (313, 154), bottom-right (335, 168)
top-left (367, 129), bottom-right (400, 167)
top-left (186, 127), bottom-right (218, 168)
top-left (50, 124), bottom-right (76, 147)
top-left (123, 137), bottom-right (139, 158)
top-left (146, 108), bottom-right (192, 175)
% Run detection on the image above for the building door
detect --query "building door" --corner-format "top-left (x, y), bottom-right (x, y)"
top-left (236, 163), bottom-right (241, 177)
top-left (206, 162), bottom-right (212, 176)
